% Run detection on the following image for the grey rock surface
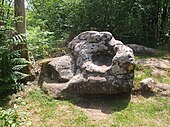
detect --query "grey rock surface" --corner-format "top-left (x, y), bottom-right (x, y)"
top-left (156, 83), bottom-right (170, 96)
top-left (140, 78), bottom-right (156, 92)
top-left (137, 58), bottom-right (170, 69)
top-left (127, 44), bottom-right (158, 55)
top-left (48, 55), bottom-right (75, 82)
top-left (139, 78), bottom-right (170, 97)
top-left (39, 31), bottom-right (135, 97)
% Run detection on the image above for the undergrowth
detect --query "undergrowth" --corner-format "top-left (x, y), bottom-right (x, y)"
top-left (0, 28), bottom-right (29, 95)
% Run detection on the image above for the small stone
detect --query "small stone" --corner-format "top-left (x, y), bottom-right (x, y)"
top-left (140, 78), bottom-right (155, 91)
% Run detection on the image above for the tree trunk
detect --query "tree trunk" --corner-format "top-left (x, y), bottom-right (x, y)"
top-left (160, 0), bottom-right (169, 43)
top-left (14, 0), bottom-right (26, 33)
top-left (14, 0), bottom-right (29, 60)
top-left (0, 0), bottom-right (5, 25)
top-left (14, 0), bottom-right (32, 77)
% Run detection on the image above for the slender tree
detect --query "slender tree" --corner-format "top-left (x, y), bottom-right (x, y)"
top-left (14, 0), bottom-right (29, 60)
top-left (14, 0), bottom-right (30, 75)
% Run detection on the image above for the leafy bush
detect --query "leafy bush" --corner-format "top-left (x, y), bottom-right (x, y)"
top-left (27, 10), bottom-right (67, 59)
top-left (28, 0), bottom-right (170, 49)
top-left (0, 28), bottom-right (29, 95)
top-left (27, 26), bottom-right (60, 59)
top-left (0, 106), bottom-right (19, 127)
top-left (0, 103), bottom-right (30, 127)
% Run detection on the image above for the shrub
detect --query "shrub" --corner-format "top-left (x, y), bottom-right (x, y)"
top-left (0, 106), bottom-right (19, 127)
top-left (0, 104), bottom-right (30, 127)
top-left (0, 27), bottom-right (29, 95)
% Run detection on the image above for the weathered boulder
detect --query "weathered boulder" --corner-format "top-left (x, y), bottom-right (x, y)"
top-left (39, 31), bottom-right (135, 97)
top-left (127, 44), bottom-right (158, 55)
top-left (48, 55), bottom-right (75, 82)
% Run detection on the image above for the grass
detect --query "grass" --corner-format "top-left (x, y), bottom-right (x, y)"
top-left (157, 68), bottom-right (170, 84)
top-left (22, 88), bottom-right (98, 127)
top-left (134, 63), bottom-right (170, 87)
top-left (134, 51), bottom-right (170, 85)
top-left (112, 97), bottom-right (170, 127)
top-left (157, 76), bottom-right (170, 84)
top-left (134, 65), bottom-right (153, 89)
top-left (0, 87), bottom-right (169, 127)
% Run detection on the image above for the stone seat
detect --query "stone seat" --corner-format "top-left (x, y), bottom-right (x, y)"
top-left (39, 31), bottom-right (135, 98)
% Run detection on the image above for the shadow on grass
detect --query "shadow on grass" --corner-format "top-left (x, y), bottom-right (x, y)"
top-left (59, 92), bottom-right (131, 114)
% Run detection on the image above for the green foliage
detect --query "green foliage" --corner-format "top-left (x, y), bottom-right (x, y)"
top-left (0, 106), bottom-right (19, 127)
top-left (26, 0), bottom-right (82, 58)
top-left (27, 0), bottom-right (170, 50)
top-left (28, 0), bottom-right (77, 38)
top-left (0, 0), bottom-right (14, 29)
top-left (0, 104), bottom-right (28, 127)
top-left (74, 0), bottom-right (170, 47)
top-left (27, 26), bottom-right (60, 59)
top-left (26, 6), bottom-right (67, 59)
top-left (0, 28), bottom-right (29, 95)
top-left (0, 97), bottom-right (31, 127)
top-left (0, 0), bottom-right (29, 95)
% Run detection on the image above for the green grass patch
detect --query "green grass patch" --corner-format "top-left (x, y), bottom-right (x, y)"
top-left (151, 69), bottom-right (170, 84)
top-left (111, 97), bottom-right (170, 127)
top-left (25, 88), bottom-right (98, 127)
top-left (23, 88), bottom-right (170, 127)
top-left (2, 87), bottom-right (169, 127)
top-left (134, 63), bottom-right (170, 87)
top-left (149, 68), bottom-right (170, 84)
top-left (134, 65), bottom-right (153, 88)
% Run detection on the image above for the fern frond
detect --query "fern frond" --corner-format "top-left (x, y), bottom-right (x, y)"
top-left (11, 58), bottom-right (29, 65)
top-left (12, 65), bottom-right (28, 71)
top-left (11, 71), bottom-right (29, 82)
top-left (0, 30), bottom-right (29, 94)
top-left (12, 34), bottom-right (26, 44)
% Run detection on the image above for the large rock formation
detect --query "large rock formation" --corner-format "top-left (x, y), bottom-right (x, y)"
top-left (127, 44), bottom-right (158, 55)
top-left (39, 31), bottom-right (135, 98)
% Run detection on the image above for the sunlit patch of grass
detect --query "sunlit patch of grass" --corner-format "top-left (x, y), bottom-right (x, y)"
top-left (134, 65), bottom-right (153, 89)
top-left (158, 77), bottom-right (170, 84)
top-left (134, 62), bottom-right (170, 89)
top-left (24, 88), bottom-right (98, 127)
top-left (159, 68), bottom-right (170, 84)
top-left (111, 97), bottom-right (170, 127)
top-left (11, 87), bottom-right (169, 127)
top-left (135, 64), bottom-right (152, 79)
top-left (151, 68), bottom-right (170, 84)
